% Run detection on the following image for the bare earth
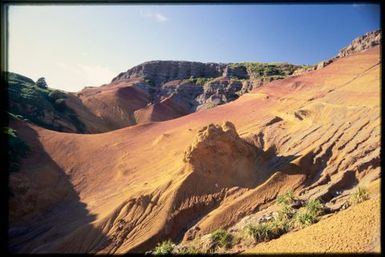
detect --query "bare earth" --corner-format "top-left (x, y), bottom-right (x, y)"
top-left (246, 179), bottom-right (381, 253)
top-left (9, 46), bottom-right (381, 253)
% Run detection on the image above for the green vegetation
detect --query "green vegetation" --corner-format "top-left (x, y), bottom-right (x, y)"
top-left (6, 71), bottom-right (86, 132)
top-left (270, 216), bottom-right (291, 236)
top-left (188, 76), bottom-right (213, 85)
top-left (228, 62), bottom-right (314, 79)
top-left (210, 228), bottom-right (233, 249)
top-left (152, 240), bottom-right (201, 255)
top-left (36, 77), bottom-right (48, 89)
top-left (245, 192), bottom-right (323, 242)
top-left (294, 209), bottom-right (318, 228)
top-left (304, 199), bottom-right (323, 216)
top-left (48, 89), bottom-right (67, 101)
top-left (293, 199), bottom-right (323, 228)
top-left (276, 190), bottom-right (297, 205)
top-left (229, 77), bottom-right (243, 84)
top-left (350, 187), bottom-right (370, 204)
top-left (245, 205), bottom-right (293, 243)
top-left (276, 204), bottom-right (295, 220)
top-left (144, 78), bottom-right (154, 86)
top-left (153, 240), bottom-right (175, 255)
top-left (157, 192), bottom-right (327, 254)
top-left (245, 223), bottom-right (274, 242)
top-left (5, 127), bottom-right (30, 172)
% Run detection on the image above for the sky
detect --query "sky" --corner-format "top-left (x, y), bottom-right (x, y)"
top-left (7, 4), bottom-right (380, 92)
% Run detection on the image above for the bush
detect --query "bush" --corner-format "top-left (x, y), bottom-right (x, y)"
top-left (188, 76), bottom-right (213, 85)
top-left (48, 89), bottom-right (67, 101)
top-left (36, 77), bottom-right (48, 89)
top-left (6, 127), bottom-right (31, 172)
top-left (210, 228), bottom-right (233, 249)
top-left (245, 223), bottom-right (274, 243)
top-left (153, 240), bottom-right (174, 255)
top-left (294, 209), bottom-right (317, 228)
top-left (277, 205), bottom-right (295, 220)
top-left (276, 190), bottom-right (297, 205)
top-left (350, 187), bottom-right (370, 204)
top-left (305, 199), bottom-right (323, 216)
top-left (270, 218), bottom-right (291, 237)
top-left (7, 72), bottom-right (87, 133)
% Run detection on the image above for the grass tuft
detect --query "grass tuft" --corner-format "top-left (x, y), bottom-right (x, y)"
top-left (276, 190), bottom-right (297, 205)
top-left (294, 209), bottom-right (318, 228)
top-left (153, 240), bottom-right (174, 255)
top-left (304, 199), bottom-right (323, 216)
top-left (350, 187), bottom-right (370, 204)
top-left (210, 228), bottom-right (233, 249)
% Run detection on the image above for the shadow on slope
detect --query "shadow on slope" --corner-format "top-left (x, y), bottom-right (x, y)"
top-left (129, 122), bottom-right (304, 252)
top-left (8, 120), bottom-right (110, 253)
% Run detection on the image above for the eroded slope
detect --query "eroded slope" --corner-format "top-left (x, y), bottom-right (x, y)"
top-left (8, 46), bottom-right (381, 253)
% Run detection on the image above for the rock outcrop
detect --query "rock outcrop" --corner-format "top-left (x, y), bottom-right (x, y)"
top-left (111, 61), bottom-right (226, 86)
top-left (317, 29), bottom-right (381, 70)
top-left (8, 31), bottom-right (381, 135)
top-left (337, 29), bottom-right (381, 58)
top-left (8, 39), bottom-right (381, 254)
top-left (184, 122), bottom-right (257, 181)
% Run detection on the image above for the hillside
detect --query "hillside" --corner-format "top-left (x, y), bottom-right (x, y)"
top-left (8, 34), bottom-right (381, 254)
top-left (7, 61), bottom-right (311, 133)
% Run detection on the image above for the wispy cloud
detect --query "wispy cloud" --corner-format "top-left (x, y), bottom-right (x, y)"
top-left (54, 62), bottom-right (117, 91)
top-left (352, 3), bottom-right (366, 8)
top-left (141, 10), bottom-right (168, 23)
top-left (77, 64), bottom-right (117, 86)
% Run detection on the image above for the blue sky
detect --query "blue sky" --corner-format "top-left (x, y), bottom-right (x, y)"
top-left (8, 4), bottom-right (380, 92)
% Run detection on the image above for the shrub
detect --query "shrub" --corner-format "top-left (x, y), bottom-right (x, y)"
top-left (277, 204), bottom-right (295, 220)
top-left (36, 77), bottom-right (48, 89)
top-left (5, 127), bottom-right (17, 137)
top-left (264, 65), bottom-right (285, 76)
top-left (245, 223), bottom-right (274, 243)
top-left (188, 76), bottom-right (213, 85)
top-left (350, 187), bottom-right (370, 204)
top-left (305, 199), bottom-right (323, 216)
top-left (6, 127), bottom-right (31, 172)
top-left (153, 240), bottom-right (174, 255)
top-left (210, 228), bottom-right (233, 249)
top-left (48, 89), bottom-right (67, 101)
top-left (276, 190), bottom-right (297, 205)
top-left (294, 209), bottom-right (317, 228)
top-left (270, 218), bottom-right (291, 238)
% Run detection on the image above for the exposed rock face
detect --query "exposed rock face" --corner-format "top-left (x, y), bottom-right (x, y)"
top-left (111, 61), bottom-right (226, 86)
top-left (109, 61), bottom-right (309, 114)
top-left (7, 41), bottom-right (380, 254)
top-left (195, 78), bottom-right (243, 110)
top-left (8, 61), bottom-right (310, 133)
top-left (223, 65), bottom-right (249, 79)
top-left (8, 30), bottom-right (380, 134)
top-left (337, 29), bottom-right (381, 58)
top-left (316, 59), bottom-right (333, 70)
top-left (184, 121), bottom-right (257, 172)
top-left (317, 29), bottom-right (381, 70)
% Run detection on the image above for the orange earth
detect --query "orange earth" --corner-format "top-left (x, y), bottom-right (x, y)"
top-left (9, 46), bottom-right (381, 253)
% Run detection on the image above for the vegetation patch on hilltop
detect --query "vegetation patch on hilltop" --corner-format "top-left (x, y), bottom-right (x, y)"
top-left (6, 72), bottom-right (86, 132)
